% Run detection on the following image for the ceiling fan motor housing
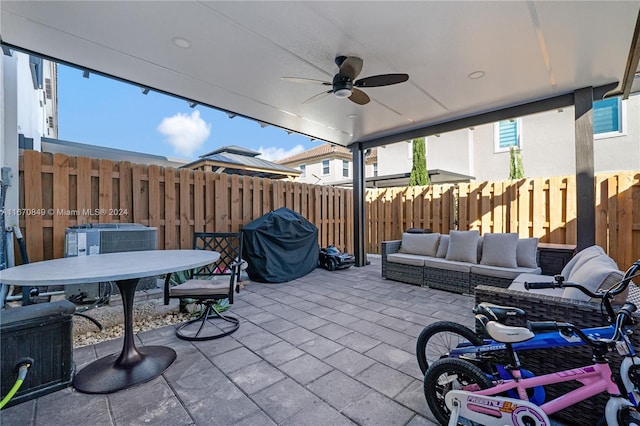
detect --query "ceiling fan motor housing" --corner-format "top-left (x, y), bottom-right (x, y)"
top-left (332, 74), bottom-right (353, 98)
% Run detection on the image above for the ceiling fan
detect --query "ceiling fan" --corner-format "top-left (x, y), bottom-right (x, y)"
top-left (282, 56), bottom-right (409, 105)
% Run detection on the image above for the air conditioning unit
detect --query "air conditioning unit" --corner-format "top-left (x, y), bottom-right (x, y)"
top-left (64, 224), bottom-right (158, 303)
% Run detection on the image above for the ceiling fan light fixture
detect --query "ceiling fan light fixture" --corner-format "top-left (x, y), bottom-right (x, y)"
top-left (332, 74), bottom-right (353, 98)
top-left (335, 88), bottom-right (352, 98)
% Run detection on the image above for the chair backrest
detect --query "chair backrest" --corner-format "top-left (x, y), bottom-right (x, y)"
top-left (192, 232), bottom-right (243, 278)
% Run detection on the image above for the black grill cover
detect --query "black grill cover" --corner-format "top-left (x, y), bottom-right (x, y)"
top-left (241, 208), bottom-right (319, 283)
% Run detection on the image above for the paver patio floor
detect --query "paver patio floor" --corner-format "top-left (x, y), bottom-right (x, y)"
top-left (2, 255), bottom-right (478, 426)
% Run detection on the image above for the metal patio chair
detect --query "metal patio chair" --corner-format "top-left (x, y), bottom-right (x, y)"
top-left (164, 232), bottom-right (243, 341)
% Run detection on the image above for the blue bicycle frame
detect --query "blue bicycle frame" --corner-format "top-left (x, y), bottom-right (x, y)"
top-left (450, 325), bottom-right (616, 358)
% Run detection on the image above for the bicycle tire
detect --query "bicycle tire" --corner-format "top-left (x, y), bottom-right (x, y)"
top-left (596, 407), bottom-right (640, 426)
top-left (424, 358), bottom-right (494, 426)
top-left (417, 321), bottom-right (483, 374)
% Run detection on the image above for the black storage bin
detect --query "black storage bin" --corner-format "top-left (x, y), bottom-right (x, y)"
top-left (0, 300), bottom-right (75, 407)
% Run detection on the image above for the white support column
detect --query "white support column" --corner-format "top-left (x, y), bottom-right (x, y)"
top-left (2, 53), bottom-right (20, 230)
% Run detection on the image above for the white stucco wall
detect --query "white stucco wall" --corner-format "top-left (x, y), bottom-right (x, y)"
top-left (376, 142), bottom-right (412, 176)
top-left (471, 97), bottom-right (640, 181)
top-left (425, 131), bottom-right (473, 176)
top-left (2, 53), bottom-right (21, 230)
top-left (375, 95), bottom-right (640, 182)
top-left (16, 53), bottom-right (45, 151)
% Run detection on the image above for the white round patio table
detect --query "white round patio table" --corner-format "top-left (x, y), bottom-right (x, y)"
top-left (0, 249), bottom-right (220, 394)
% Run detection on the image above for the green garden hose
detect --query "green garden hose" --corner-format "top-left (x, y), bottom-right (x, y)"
top-left (0, 359), bottom-right (33, 410)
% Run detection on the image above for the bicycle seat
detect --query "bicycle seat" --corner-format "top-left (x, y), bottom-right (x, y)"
top-left (484, 321), bottom-right (535, 343)
top-left (474, 302), bottom-right (526, 322)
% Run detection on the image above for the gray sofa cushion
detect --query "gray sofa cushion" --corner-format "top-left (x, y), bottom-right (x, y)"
top-left (436, 235), bottom-right (449, 258)
top-left (480, 233), bottom-right (518, 268)
top-left (516, 238), bottom-right (539, 268)
top-left (563, 254), bottom-right (623, 301)
top-left (446, 230), bottom-right (479, 263)
top-left (398, 232), bottom-right (441, 256)
top-left (386, 253), bottom-right (427, 267)
top-left (471, 264), bottom-right (541, 279)
top-left (423, 257), bottom-right (472, 273)
top-left (560, 245), bottom-right (605, 278)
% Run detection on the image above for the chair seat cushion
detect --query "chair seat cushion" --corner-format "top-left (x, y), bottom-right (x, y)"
top-left (170, 278), bottom-right (233, 297)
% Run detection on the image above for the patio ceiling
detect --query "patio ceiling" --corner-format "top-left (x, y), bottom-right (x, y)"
top-left (2, 1), bottom-right (639, 148)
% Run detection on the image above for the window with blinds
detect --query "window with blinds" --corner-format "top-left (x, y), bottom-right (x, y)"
top-left (594, 97), bottom-right (622, 135)
top-left (322, 159), bottom-right (330, 175)
top-left (342, 160), bottom-right (349, 177)
top-left (494, 119), bottom-right (521, 152)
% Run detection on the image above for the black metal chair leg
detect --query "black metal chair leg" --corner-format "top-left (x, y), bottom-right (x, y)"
top-left (176, 303), bottom-right (240, 341)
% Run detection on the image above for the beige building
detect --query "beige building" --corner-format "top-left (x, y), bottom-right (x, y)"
top-left (278, 144), bottom-right (377, 186)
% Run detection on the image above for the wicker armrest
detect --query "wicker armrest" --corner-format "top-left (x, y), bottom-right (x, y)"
top-left (381, 240), bottom-right (402, 255)
top-left (474, 284), bottom-right (607, 328)
top-left (381, 240), bottom-right (402, 278)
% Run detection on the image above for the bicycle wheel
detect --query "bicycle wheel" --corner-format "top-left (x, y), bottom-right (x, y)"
top-left (417, 321), bottom-right (484, 374)
top-left (424, 358), bottom-right (494, 426)
top-left (596, 407), bottom-right (640, 426)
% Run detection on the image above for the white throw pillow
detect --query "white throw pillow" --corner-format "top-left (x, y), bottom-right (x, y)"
top-left (398, 233), bottom-right (441, 257)
top-left (480, 233), bottom-right (519, 268)
top-left (516, 238), bottom-right (539, 268)
top-left (446, 230), bottom-right (480, 263)
top-left (436, 235), bottom-right (449, 258)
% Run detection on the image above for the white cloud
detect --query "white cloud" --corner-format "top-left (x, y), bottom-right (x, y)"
top-left (157, 110), bottom-right (211, 157)
top-left (258, 144), bottom-right (305, 161)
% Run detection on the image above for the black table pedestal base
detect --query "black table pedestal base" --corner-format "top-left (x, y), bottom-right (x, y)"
top-left (73, 278), bottom-right (176, 394)
top-left (73, 345), bottom-right (176, 394)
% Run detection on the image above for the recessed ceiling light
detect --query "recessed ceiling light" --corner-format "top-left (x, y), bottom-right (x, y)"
top-left (468, 71), bottom-right (485, 80)
top-left (347, 114), bottom-right (358, 119)
top-left (172, 37), bottom-right (191, 49)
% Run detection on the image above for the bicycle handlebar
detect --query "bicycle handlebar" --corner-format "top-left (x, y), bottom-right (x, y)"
top-left (521, 260), bottom-right (640, 346)
top-left (525, 259), bottom-right (640, 301)
top-left (524, 282), bottom-right (558, 290)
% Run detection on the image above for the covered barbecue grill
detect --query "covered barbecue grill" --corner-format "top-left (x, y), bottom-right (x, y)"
top-left (241, 208), bottom-right (319, 283)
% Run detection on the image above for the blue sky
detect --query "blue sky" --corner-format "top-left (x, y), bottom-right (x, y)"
top-left (56, 64), bottom-right (322, 161)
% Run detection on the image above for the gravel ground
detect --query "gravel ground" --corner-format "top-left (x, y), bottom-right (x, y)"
top-left (72, 298), bottom-right (191, 347)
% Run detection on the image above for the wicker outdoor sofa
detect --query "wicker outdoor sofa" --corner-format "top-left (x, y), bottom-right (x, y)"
top-left (381, 230), bottom-right (542, 294)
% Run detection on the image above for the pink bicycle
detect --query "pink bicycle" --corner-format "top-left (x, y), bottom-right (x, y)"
top-left (423, 260), bottom-right (640, 426)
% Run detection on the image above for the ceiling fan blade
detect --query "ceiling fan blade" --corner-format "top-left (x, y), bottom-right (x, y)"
top-left (354, 73), bottom-right (409, 88)
top-left (282, 77), bottom-right (331, 85)
top-left (339, 56), bottom-right (364, 80)
top-left (303, 90), bottom-right (332, 104)
top-left (348, 88), bottom-right (370, 105)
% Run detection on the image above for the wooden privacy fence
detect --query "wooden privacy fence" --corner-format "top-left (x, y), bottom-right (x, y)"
top-left (366, 172), bottom-right (640, 270)
top-left (18, 151), bottom-right (353, 262)
top-left (17, 151), bottom-right (640, 270)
